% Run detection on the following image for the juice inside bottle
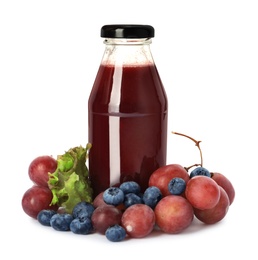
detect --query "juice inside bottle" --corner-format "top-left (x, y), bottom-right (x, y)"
top-left (88, 25), bottom-right (168, 197)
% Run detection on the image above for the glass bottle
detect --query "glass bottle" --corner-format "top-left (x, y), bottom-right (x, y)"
top-left (88, 24), bottom-right (168, 197)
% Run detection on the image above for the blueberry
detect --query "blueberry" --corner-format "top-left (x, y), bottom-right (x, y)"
top-left (50, 213), bottom-right (73, 231)
top-left (142, 186), bottom-right (162, 209)
top-left (190, 167), bottom-right (211, 178)
top-left (37, 209), bottom-right (57, 226)
top-left (70, 217), bottom-right (93, 235)
top-left (119, 181), bottom-right (141, 194)
top-left (105, 224), bottom-right (126, 242)
top-left (103, 187), bottom-right (124, 206)
top-left (124, 193), bottom-right (143, 208)
top-left (168, 177), bottom-right (186, 195)
top-left (72, 201), bottom-right (95, 220)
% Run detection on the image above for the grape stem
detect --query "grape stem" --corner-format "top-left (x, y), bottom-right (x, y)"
top-left (172, 131), bottom-right (203, 168)
top-left (184, 163), bottom-right (202, 172)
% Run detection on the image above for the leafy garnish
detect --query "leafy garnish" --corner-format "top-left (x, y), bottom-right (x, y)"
top-left (48, 143), bottom-right (93, 213)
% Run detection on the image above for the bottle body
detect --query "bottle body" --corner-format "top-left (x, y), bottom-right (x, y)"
top-left (88, 27), bottom-right (168, 197)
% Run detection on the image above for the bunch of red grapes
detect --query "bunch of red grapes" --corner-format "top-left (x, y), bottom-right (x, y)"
top-left (22, 156), bottom-right (59, 219)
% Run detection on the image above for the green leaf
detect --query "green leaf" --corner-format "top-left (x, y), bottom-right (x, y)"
top-left (48, 144), bottom-right (93, 214)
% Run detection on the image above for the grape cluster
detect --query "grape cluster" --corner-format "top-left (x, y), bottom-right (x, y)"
top-left (21, 156), bottom-right (59, 219)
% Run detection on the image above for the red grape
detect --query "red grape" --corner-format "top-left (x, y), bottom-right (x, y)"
top-left (92, 192), bottom-right (107, 208)
top-left (149, 164), bottom-right (190, 196)
top-left (28, 155), bottom-right (57, 187)
top-left (185, 175), bottom-right (220, 210)
top-left (91, 205), bottom-right (122, 234)
top-left (21, 185), bottom-right (58, 219)
top-left (194, 186), bottom-right (230, 224)
top-left (211, 172), bottom-right (235, 205)
top-left (121, 204), bottom-right (155, 238)
top-left (154, 195), bottom-right (194, 234)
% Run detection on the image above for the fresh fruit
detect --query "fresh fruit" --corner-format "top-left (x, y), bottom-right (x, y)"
top-left (148, 164), bottom-right (190, 196)
top-left (70, 217), bottom-right (93, 234)
top-left (103, 187), bottom-right (125, 206)
top-left (124, 193), bottom-right (143, 208)
top-left (194, 186), bottom-right (230, 224)
top-left (72, 201), bottom-right (95, 220)
top-left (211, 172), bottom-right (235, 205)
top-left (185, 175), bottom-right (220, 210)
top-left (22, 132), bottom-right (235, 242)
top-left (168, 177), bottom-right (186, 195)
top-left (50, 213), bottom-right (73, 231)
top-left (21, 185), bottom-right (58, 219)
top-left (155, 195), bottom-right (194, 234)
top-left (37, 209), bottom-right (57, 226)
top-left (105, 224), bottom-right (127, 242)
top-left (121, 204), bottom-right (155, 238)
top-left (92, 191), bottom-right (107, 208)
top-left (91, 205), bottom-right (123, 234)
top-left (119, 181), bottom-right (141, 194)
top-left (142, 186), bottom-right (162, 209)
top-left (189, 166), bottom-right (211, 178)
top-left (28, 155), bottom-right (57, 187)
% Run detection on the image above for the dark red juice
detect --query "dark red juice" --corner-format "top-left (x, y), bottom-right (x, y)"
top-left (88, 63), bottom-right (167, 197)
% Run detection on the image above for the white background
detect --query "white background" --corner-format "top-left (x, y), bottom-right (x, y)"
top-left (1, 0), bottom-right (257, 259)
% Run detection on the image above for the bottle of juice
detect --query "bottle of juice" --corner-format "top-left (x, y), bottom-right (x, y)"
top-left (88, 24), bottom-right (168, 197)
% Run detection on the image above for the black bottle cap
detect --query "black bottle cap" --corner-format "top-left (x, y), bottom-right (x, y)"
top-left (101, 24), bottom-right (155, 38)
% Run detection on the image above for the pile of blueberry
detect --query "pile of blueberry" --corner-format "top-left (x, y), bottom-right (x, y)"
top-left (37, 201), bottom-right (95, 235)
top-left (103, 181), bottom-right (162, 209)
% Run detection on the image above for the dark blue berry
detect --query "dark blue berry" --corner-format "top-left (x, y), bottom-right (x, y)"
top-left (168, 177), bottom-right (186, 195)
top-left (50, 213), bottom-right (73, 231)
top-left (119, 181), bottom-right (141, 194)
top-left (103, 187), bottom-right (124, 206)
top-left (124, 193), bottom-right (143, 208)
top-left (37, 209), bottom-right (57, 226)
top-left (190, 167), bottom-right (211, 178)
top-left (70, 217), bottom-right (93, 235)
top-left (72, 201), bottom-right (95, 220)
top-left (142, 186), bottom-right (162, 209)
top-left (105, 224), bottom-right (126, 242)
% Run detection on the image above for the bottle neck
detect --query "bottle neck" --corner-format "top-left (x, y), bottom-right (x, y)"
top-left (101, 38), bottom-right (154, 66)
